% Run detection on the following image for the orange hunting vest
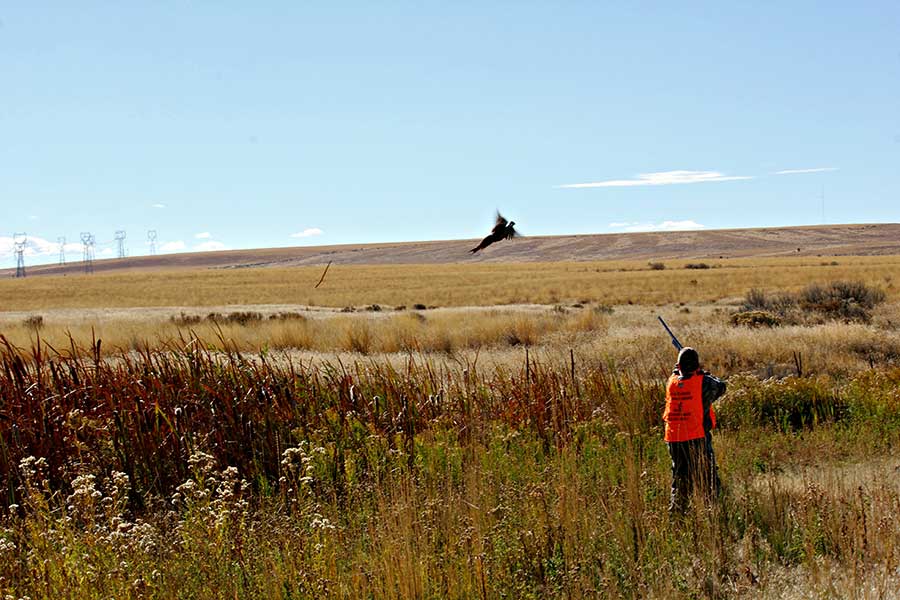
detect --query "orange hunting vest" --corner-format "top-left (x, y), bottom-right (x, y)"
top-left (664, 373), bottom-right (716, 442)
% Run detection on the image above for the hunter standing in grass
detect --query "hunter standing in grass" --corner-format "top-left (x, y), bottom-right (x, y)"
top-left (663, 347), bottom-right (726, 514)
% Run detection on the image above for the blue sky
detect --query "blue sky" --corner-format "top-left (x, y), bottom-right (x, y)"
top-left (2, 2), bottom-right (899, 266)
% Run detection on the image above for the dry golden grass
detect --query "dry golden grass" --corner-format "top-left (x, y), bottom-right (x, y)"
top-left (1, 258), bottom-right (894, 393)
top-left (3, 301), bottom-right (898, 381)
top-left (0, 255), bottom-right (898, 311)
top-left (0, 306), bottom-right (590, 356)
top-left (2, 256), bottom-right (900, 598)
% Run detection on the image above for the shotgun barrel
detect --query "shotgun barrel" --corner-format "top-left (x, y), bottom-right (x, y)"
top-left (657, 316), bottom-right (684, 351)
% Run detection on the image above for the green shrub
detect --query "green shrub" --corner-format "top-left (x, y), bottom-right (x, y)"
top-left (741, 281), bottom-right (885, 324)
top-left (743, 288), bottom-right (796, 314)
top-left (798, 281), bottom-right (886, 322)
top-left (717, 375), bottom-right (848, 432)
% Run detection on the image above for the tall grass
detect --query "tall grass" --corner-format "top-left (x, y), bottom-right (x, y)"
top-left (2, 301), bottom-right (898, 381)
top-left (2, 337), bottom-right (900, 598)
top-left (0, 334), bottom-right (651, 504)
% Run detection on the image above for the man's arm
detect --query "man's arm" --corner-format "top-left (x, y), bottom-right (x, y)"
top-left (701, 373), bottom-right (726, 433)
top-left (702, 373), bottom-right (726, 411)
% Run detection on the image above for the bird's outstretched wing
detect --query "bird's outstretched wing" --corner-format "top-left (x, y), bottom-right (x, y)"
top-left (505, 224), bottom-right (521, 239)
top-left (491, 212), bottom-right (508, 235)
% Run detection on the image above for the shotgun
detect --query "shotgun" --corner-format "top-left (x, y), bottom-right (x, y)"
top-left (657, 316), bottom-right (683, 351)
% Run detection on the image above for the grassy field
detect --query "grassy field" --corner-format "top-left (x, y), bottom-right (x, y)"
top-left (1, 256), bottom-right (898, 380)
top-left (1, 255), bottom-right (898, 311)
top-left (1, 339), bottom-right (899, 599)
top-left (1, 257), bottom-right (900, 598)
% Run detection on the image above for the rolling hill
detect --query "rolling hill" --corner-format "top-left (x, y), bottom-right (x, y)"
top-left (6, 223), bottom-right (899, 278)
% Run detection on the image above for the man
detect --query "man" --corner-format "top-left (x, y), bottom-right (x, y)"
top-left (663, 347), bottom-right (726, 514)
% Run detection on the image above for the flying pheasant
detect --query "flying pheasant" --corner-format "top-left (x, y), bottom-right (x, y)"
top-left (470, 212), bottom-right (519, 254)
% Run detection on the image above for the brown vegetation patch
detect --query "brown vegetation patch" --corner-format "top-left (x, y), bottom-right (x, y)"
top-left (731, 310), bottom-right (782, 328)
top-left (738, 280), bottom-right (887, 325)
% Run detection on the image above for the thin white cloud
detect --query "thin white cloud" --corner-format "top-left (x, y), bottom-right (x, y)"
top-left (194, 241), bottom-right (227, 252)
top-left (194, 232), bottom-right (212, 239)
top-left (160, 241), bottom-right (186, 253)
top-left (609, 220), bottom-right (706, 233)
top-left (559, 170), bottom-right (752, 189)
top-left (152, 203), bottom-right (166, 209)
top-left (99, 248), bottom-right (114, 257)
top-left (290, 228), bottom-right (324, 238)
top-left (773, 167), bottom-right (838, 175)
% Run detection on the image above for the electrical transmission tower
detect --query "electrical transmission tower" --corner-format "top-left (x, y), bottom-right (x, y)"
top-left (58, 236), bottom-right (67, 265)
top-left (13, 233), bottom-right (27, 278)
top-left (115, 230), bottom-right (127, 259)
top-left (80, 232), bottom-right (95, 274)
top-left (147, 230), bottom-right (158, 255)
top-left (820, 185), bottom-right (826, 224)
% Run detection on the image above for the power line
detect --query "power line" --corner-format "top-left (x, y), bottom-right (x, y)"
top-left (13, 232), bottom-right (26, 278)
top-left (58, 236), bottom-right (67, 266)
top-left (115, 230), bottom-right (127, 259)
top-left (80, 232), bottom-right (95, 274)
top-left (147, 230), bottom-right (157, 256)
top-left (820, 185), bottom-right (826, 224)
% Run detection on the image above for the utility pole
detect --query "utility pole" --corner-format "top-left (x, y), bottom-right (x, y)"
top-left (820, 185), bottom-right (826, 224)
top-left (115, 230), bottom-right (127, 259)
top-left (13, 233), bottom-right (26, 278)
top-left (58, 236), bottom-right (67, 265)
top-left (147, 230), bottom-right (157, 255)
top-left (81, 232), bottom-right (95, 274)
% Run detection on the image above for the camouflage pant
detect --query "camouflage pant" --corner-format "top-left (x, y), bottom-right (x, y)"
top-left (667, 433), bottom-right (721, 514)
